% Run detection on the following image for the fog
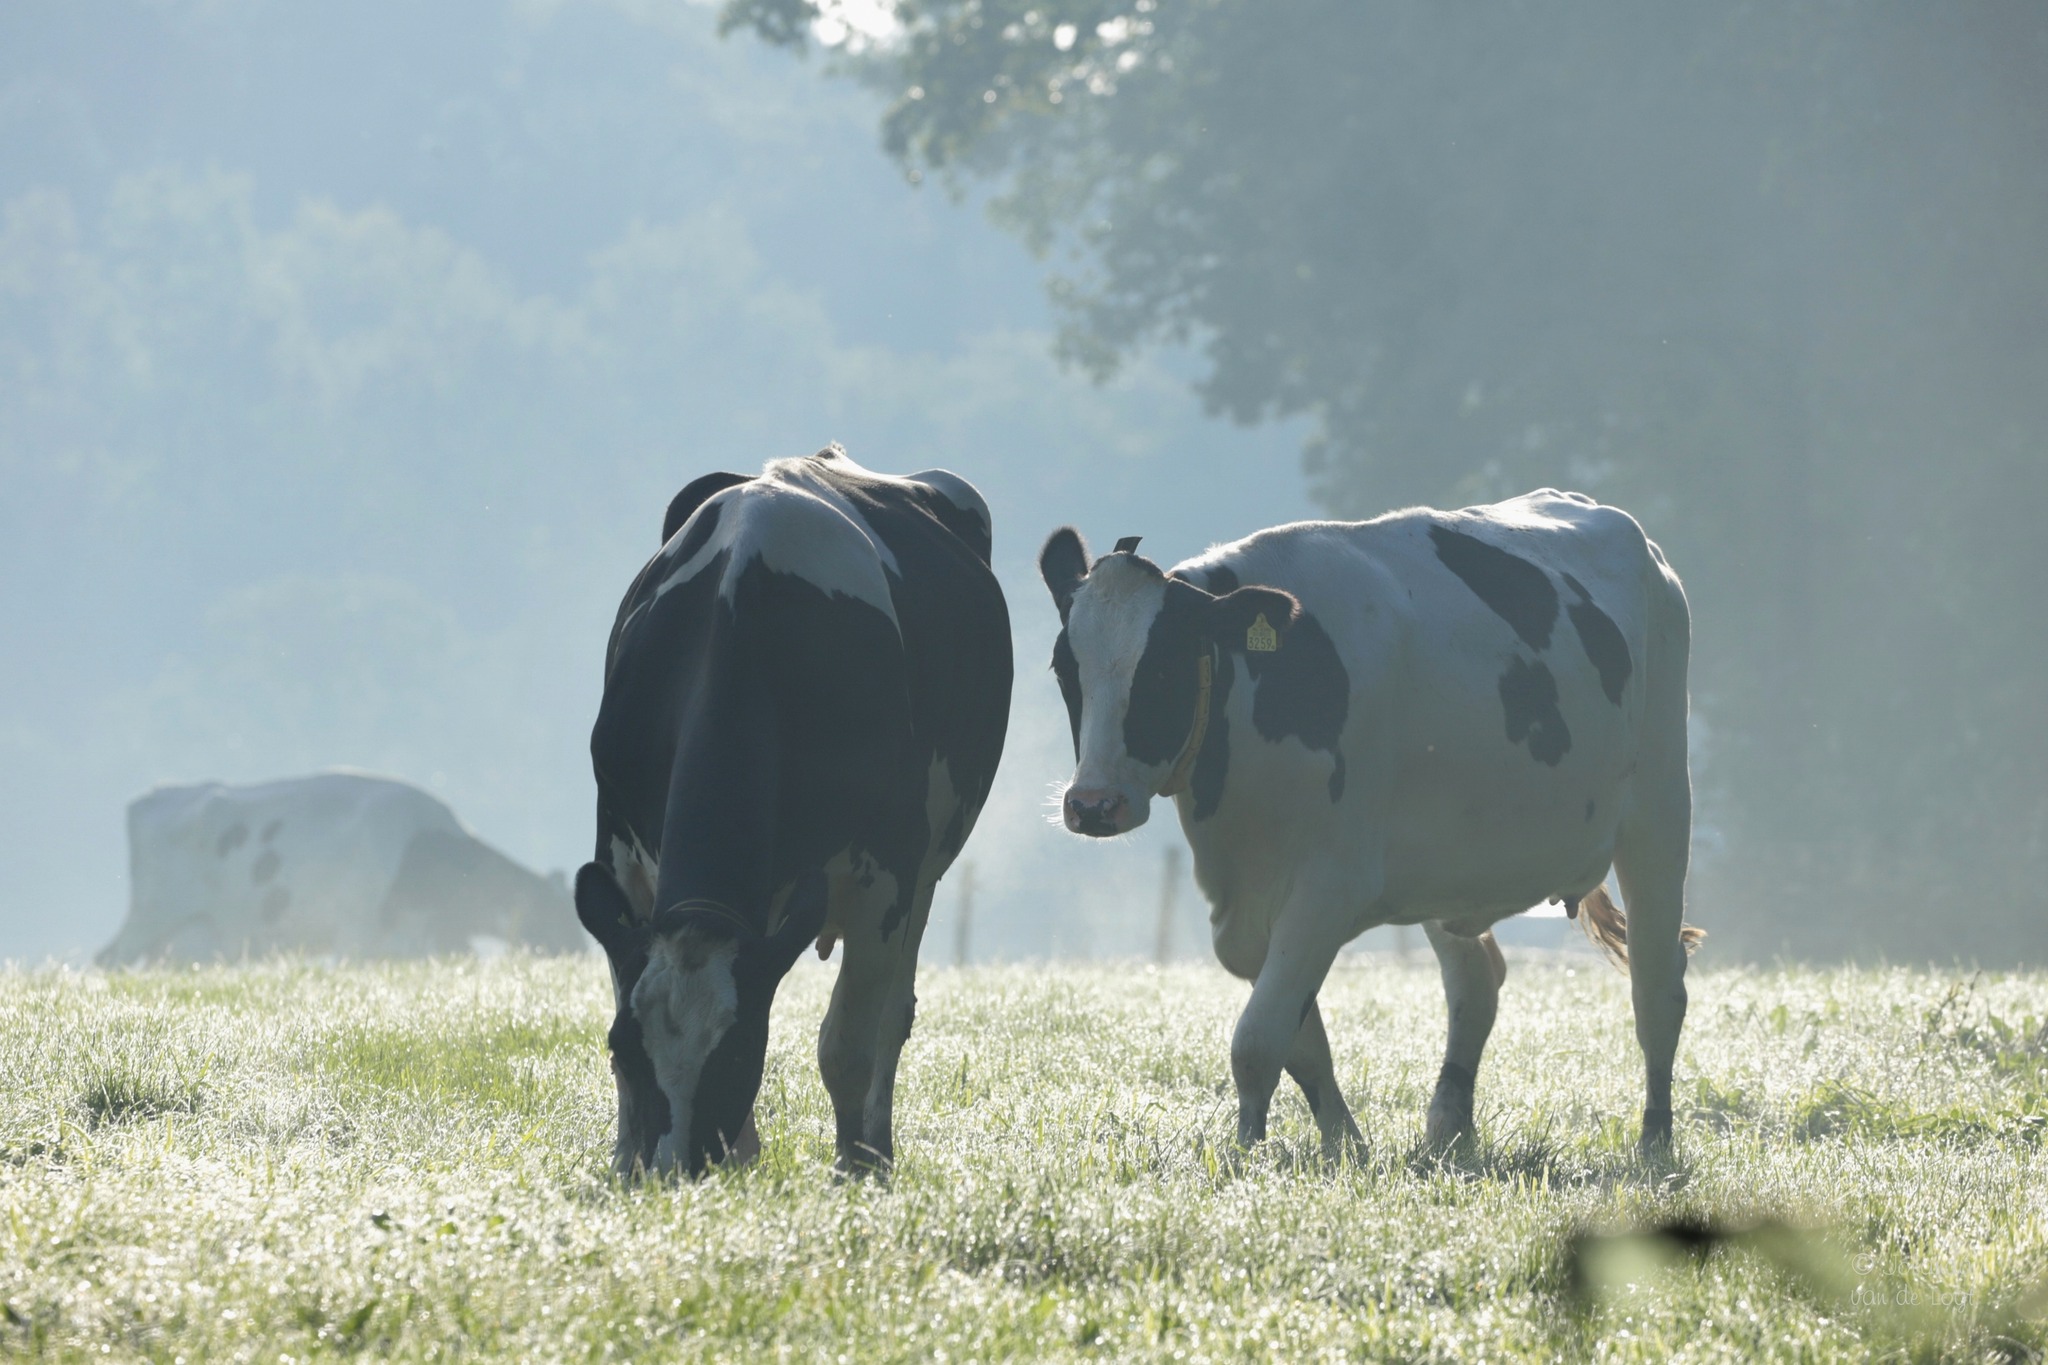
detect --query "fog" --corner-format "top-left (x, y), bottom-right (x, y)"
top-left (4, 2), bottom-right (2043, 965)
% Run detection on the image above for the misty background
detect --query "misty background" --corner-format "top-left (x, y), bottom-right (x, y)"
top-left (4, 1), bottom-right (2043, 966)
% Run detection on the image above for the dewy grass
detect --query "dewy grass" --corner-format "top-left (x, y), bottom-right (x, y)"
top-left (0, 954), bottom-right (2044, 1361)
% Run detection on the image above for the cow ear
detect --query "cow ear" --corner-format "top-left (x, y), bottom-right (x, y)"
top-left (1208, 586), bottom-right (1301, 654)
top-left (574, 862), bottom-right (643, 956)
top-left (1039, 527), bottom-right (1091, 621)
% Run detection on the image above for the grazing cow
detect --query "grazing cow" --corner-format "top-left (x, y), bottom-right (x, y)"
top-left (1040, 491), bottom-right (1700, 1154)
top-left (100, 772), bottom-right (581, 965)
top-left (574, 445), bottom-right (1010, 1177)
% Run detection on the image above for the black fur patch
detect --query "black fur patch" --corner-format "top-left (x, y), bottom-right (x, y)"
top-left (1436, 1060), bottom-right (1478, 1096)
top-left (1123, 582), bottom-right (1209, 767)
top-left (1498, 656), bottom-right (1572, 765)
top-left (1051, 631), bottom-right (1082, 758)
top-left (1430, 525), bottom-right (1558, 650)
top-left (1245, 612), bottom-right (1350, 802)
top-left (1200, 564), bottom-right (1240, 596)
top-left (1562, 573), bottom-right (1632, 705)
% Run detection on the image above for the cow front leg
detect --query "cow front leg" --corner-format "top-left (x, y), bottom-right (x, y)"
top-left (1285, 998), bottom-right (1363, 1160)
top-left (858, 882), bottom-right (936, 1169)
top-left (817, 927), bottom-right (896, 1175)
top-left (1422, 922), bottom-right (1505, 1147)
top-left (1230, 891), bottom-right (1351, 1148)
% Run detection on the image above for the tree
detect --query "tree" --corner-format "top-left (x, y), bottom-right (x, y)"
top-left (728, 0), bottom-right (2048, 960)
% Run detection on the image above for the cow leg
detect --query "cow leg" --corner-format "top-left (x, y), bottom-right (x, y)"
top-left (1231, 889), bottom-right (1352, 1147)
top-left (858, 881), bottom-right (937, 1169)
top-left (1421, 922), bottom-right (1504, 1147)
top-left (817, 925), bottom-right (898, 1175)
top-left (1614, 785), bottom-right (1691, 1151)
top-left (1284, 998), bottom-right (1363, 1159)
top-left (1619, 581), bottom-right (1693, 1154)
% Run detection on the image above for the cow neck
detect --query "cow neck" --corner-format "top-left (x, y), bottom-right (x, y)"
top-left (655, 898), bottom-right (753, 938)
top-left (1156, 647), bottom-right (1215, 798)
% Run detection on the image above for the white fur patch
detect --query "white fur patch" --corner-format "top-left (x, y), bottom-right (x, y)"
top-left (1064, 557), bottom-right (1172, 801)
top-left (606, 830), bottom-right (659, 921)
top-left (649, 477), bottom-right (898, 622)
top-left (631, 934), bottom-right (739, 1171)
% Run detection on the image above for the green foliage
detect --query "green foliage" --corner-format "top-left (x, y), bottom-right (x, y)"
top-left (2, 956), bottom-right (2047, 1359)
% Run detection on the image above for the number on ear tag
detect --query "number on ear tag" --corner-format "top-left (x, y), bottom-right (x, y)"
top-left (1246, 613), bottom-right (1279, 652)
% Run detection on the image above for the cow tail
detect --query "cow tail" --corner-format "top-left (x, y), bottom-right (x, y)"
top-left (1576, 884), bottom-right (1708, 973)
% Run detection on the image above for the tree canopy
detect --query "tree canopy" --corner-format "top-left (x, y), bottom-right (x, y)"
top-left (728, 0), bottom-right (2048, 959)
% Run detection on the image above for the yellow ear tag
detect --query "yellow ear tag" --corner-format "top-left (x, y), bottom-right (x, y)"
top-left (1246, 613), bottom-right (1279, 652)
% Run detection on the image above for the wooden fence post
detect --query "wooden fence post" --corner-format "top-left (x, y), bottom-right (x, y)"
top-left (1154, 845), bottom-right (1180, 964)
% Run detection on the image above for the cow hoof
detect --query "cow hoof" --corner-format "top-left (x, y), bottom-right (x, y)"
top-left (833, 1143), bottom-right (892, 1182)
top-left (1424, 1107), bottom-right (1475, 1151)
top-left (717, 1111), bottom-right (762, 1169)
top-left (1638, 1106), bottom-right (1675, 1155)
top-left (1320, 1132), bottom-right (1368, 1166)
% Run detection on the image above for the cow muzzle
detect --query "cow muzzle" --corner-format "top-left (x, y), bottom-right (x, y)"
top-left (1064, 786), bottom-right (1134, 838)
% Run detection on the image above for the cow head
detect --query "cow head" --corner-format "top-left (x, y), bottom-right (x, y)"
top-left (1040, 528), bottom-right (1300, 836)
top-left (574, 864), bottom-right (822, 1177)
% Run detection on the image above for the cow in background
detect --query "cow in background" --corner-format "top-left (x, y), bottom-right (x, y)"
top-left (101, 771), bottom-right (581, 965)
top-left (1040, 491), bottom-right (1701, 1155)
top-left (574, 445), bottom-right (1011, 1178)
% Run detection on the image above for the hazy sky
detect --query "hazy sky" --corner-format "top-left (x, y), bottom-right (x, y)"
top-left (0, 0), bottom-right (1321, 963)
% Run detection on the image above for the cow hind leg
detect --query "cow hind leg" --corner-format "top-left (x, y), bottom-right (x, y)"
top-left (817, 926), bottom-right (897, 1175)
top-left (857, 882), bottom-right (936, 1170)
top-left (1284, 999), bottom-right (1363, 1160)
top-left (1422, 922), bottom-right (1503, 1148)
top-left (1613, 788), bottom-right (1691, 1151)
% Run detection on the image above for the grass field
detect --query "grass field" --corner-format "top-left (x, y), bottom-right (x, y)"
top-left (2, 951), bottom-right (2045, 1362)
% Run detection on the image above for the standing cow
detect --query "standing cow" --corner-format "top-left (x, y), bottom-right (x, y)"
top-left (1040, 491), bottom-right (1699, 1154)
top-left (575, 446), bottom-right (1011, 1177)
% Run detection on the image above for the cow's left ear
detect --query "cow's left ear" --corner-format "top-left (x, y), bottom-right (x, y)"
top-left (574, 862), bottom-right (644, 957)
top-left (1207, 586), bottom-right (1302, 654)
top-left (1039, 527), bottom-right (1091, 622)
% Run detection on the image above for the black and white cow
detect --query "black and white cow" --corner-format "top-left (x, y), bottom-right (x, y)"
top-left (574, 446), bottom-right (1011, 1177)
top-left (101, 772), bottom-right (583, 964)
top-left (1040, 491), bottom-right (1699, 1154)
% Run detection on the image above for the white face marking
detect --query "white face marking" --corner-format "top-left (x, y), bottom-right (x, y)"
top-left (1064, 558), bottom-right (1173, 816)
top-left (630, 933), bottom-right (739, 1172)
